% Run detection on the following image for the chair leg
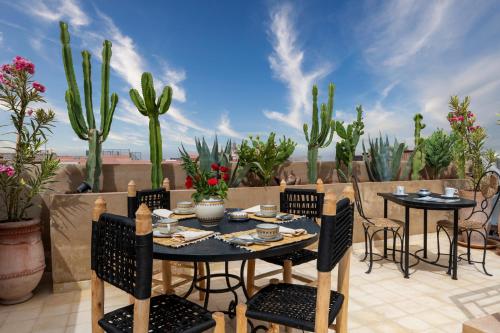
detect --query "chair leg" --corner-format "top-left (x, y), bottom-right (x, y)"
top-left (392, 230), bottom-right (397, 262)
top-left (361, 228), bottom-right (368, 262)
top-left (198, 262), bottom-right (206, 301)
top-left (162, 261), bottom-right (173, 295)
top-left (466, 230), bottom-right (472, 264)
top-left (477, 229), bottom-right (492, 276)
top-left (247, 259), bottom-right (256, 297)
top-left (212, 312), bottom-right (226, 333)
top-left (283, 260), bottom-right (292, 284)
top-left (435, 226), bottom-right (442, 263)
top-left (236, 304), bottom-right (248, 333)
top-left (366, 232), bottom-right (374, 274)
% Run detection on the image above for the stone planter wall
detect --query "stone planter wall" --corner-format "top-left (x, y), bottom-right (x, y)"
top-left (49, 178), bottom-right (466, 291)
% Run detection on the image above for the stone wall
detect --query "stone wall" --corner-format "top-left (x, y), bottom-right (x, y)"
top-left (49, 179), bottom-right (466, 290)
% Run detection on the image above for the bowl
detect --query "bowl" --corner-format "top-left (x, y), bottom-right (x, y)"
top-left (260, 204), bottom-right (278, 217)
top-left (256, 223), bottom-right (279, 240)
top-left (176, 201), bottom-right (194, 210)
top-left (229, 211), bottom-right (248, 220)
top-left (417, 189), bottom-right (431, 197)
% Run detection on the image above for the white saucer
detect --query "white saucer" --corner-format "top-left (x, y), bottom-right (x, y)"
top-left (173, 208), bottom-right (194, 215)
top-left (251, 233), bottom-right (283, 242)
top-left (392, 193), bottom-right (408, 196)
top-left (254, 211), bottom-right (277, 218)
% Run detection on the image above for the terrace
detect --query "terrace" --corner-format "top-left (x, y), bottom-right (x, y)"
top-left (1, 2), bottom-right (500, 333)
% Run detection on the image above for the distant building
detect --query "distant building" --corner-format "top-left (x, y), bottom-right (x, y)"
top-left (58, 149), bottom-right (147, 164)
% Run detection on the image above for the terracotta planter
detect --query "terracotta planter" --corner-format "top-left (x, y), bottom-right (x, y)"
top-left (0, 219), bottom-right (45, 304)
top-left (195, 197), bottom-right (225, 227)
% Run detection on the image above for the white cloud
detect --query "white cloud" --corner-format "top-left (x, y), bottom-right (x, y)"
top-left (23, 0), bottom-right (90, 27)
top-left (217, 113), bottom-right (243, 139)
top-left (264, 3), bottom-right (332, 129)
top-left (0, 32), bottom-right (3, 46)
top-left (107, 132), bottom-right (146, 146)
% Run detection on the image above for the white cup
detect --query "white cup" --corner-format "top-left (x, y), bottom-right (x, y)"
top-left (444, 187), bottom-right (458, 197)
top-left (395, 186), bottom-right (405, 195)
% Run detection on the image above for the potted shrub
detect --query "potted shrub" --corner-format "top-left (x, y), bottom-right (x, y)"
top-left (179, 149), bottom-right (228, 227)
top-left (0, 56), bottom-right (60, 304)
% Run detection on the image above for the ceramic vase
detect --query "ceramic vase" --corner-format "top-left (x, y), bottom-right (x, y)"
top-left (195, 197), bottom-right (225, 227)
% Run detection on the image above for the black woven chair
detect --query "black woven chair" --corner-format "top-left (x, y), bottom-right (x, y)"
top-left (436, 170), bottom-right (500, 276)
top-left (237, 195), bottom-right (354, 333)
top-left (352, 175), bottom-right (404, 273)
top-left (247, 181), bottom-right (325, 295)
top-left (91, 199), bottom-right (225, 333)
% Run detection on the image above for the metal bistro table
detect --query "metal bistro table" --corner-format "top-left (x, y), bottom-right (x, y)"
top-left (153, 213), bottom-right (320, 316)
top-left (377, 193), bottom-right (476, 280)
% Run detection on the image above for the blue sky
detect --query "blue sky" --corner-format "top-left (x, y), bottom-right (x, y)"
top-left (1, 0), bottom-right (499, 160)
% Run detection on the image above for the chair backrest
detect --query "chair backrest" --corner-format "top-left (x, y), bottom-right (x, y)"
top-left (91, 211), bottom-right (153, 299)
top-left (128, 181), bottom-right (170, 218)
top-left (280, 188), bottom-right (325, 218)
top-left (317, 197), bottom-right (354, 272)
top-left (351, 175), bottom-right (367, 219)
top-left (467, 170), bottom-right (500, 226)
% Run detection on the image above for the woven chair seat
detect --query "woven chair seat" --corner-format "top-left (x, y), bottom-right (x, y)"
top-left (437, 219), bottom-right (485, 230)
top-left (261, 249), bottom-right (318, 266)
top-left (364, 217), bottom-right (404, 229)
top-left (246, 283), bottom-right (344, 331)
top-left (98, 294), bottom-right (215, 333)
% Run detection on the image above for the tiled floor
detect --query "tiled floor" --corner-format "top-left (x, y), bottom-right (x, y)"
top-left (1, 232), bottom-right (499, 332)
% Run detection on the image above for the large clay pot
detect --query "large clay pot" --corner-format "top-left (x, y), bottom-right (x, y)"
top-left (195, 197), bottom-right (225, 228)
top-left (0, 219), bottom-right (45, 304)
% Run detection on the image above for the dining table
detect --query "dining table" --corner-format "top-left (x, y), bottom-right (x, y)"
top-left (152, 211), bottom-right (320, 316)
top-left (377, 192), bottom-right (476, 280)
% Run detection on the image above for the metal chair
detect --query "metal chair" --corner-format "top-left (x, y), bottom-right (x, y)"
top-left (436, 170), bottom-right (500, 276)
top-left (237, 195), bottom-right (354, 333)
top-left (246, 180), bottom-right (324, 296)
top-left (91, 198), bottom-right (225, 333)
top-left (352, 175), bottom-right (404, 273)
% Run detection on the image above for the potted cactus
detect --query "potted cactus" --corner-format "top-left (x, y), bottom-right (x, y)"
top-left (59, 21), bottom-right (118, 192)
top-left (129, 72), bottom-right (172, 189)
top-left (335, 105), bottom-right (364, 182)
top-left (0, 56), bottom-right (60, 304)
top-left (303, 83), bottom-right (335, 183)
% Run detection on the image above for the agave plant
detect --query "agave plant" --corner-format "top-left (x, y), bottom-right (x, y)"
top-left (362, 134), bottom-right (406, 182)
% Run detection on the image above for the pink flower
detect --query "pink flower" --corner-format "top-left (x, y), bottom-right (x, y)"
top-left (32, 82), bottom-right (46, 93)
top-left (1, 64), bottom-right (11, 73)
top-left (13, 56), bottom-right (35, 74)
top-left (0, 165), bottom-right (15, 177)
top-left (27, 109), bottom-right (33, 116)
top-left (468, 112), bottom-right (475, 118)
top-left (457, 116), bottom-right (464, 121)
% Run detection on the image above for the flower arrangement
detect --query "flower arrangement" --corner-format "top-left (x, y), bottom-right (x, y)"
top-left (180, 153), bottom-right (229, 203)
top-left (0, 56), bottom-right (59, 222)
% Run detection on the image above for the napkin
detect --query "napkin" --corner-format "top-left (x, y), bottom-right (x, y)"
top-left (153, 209), bottom-right (173, 218)
top-left (172, 230), bottom-right (213, 242)
top-left (279, 226), bottom-right (307, 237)
top-left (243, 205), bottom-right (261, 213)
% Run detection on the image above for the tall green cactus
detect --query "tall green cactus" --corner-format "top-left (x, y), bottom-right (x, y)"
top-left (335, 105), bottom-right (365, 182)
top-left (303, 83), bottom-right (335, 183)
top-left (410, 113), bottom-right (426, 180)
top-left (59, 21), bottom-right (118, 192)
top-left (130, 73), bottom-right (172, 189)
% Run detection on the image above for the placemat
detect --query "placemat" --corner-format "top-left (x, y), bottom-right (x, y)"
top-left (169, 213), bottom-right (196, 220)
top-left (217, 229), bottom-right (316, 252)
top-left (153, 227), bottom-right (214, 248)
top-left (248, 213), bottom-right (303, 224)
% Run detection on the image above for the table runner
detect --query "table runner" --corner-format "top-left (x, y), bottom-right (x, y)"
top-left (153, 227), bottom-right (215, 248)
top-left (217, 229), bottom-right (316, 252)
top-left (248, 213), bottom-right (304, 224)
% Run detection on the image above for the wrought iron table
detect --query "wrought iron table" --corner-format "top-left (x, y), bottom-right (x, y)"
top-left (377, 193), bottom-right (476, 280)
top-left (153, 213), bottom-right (320, 316)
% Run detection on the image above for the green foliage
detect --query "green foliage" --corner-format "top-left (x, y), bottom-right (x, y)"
top-left (59, 21), bottom-right (118, 192)
top-left (195, 136), bottom-right (231, 173)
top-left (303, 83), bottom-right (335, 183)
top-left (238, 133), bottom-right (296, 186)
top-left (424, 129), bottom-right (454, 179)
top-left (410, 113), bottom-right (426, 180)
top-left (0, 57), bottom-right (60, 221)
top-left (130, 72), bottom-right (172, 188)
top-left (362, 134), bottom-right (406, 182)
top-left (335, 105), bottom-right (364, 182)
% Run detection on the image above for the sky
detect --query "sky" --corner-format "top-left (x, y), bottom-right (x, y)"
top-left (1, 0), bottom-right (499, 160)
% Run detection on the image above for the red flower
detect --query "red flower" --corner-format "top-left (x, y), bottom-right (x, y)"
top-left (211, 163), bottom-right (219, 171)
top-left (207, 177), bottom-right (218, 186)
top-left (32, 82), bottom-right (46, 93)
top-left (219, 166), bottom-right (229, 172)
top-left (222, 173), bottom-right (229, 181)
top-left (185, 176), bottom-right (193, 189)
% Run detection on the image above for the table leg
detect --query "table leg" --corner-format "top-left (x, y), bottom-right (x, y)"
top-left (384, 199), bottom-right (388, 258)
top-left (423, 209), bottom-right (428, 259)
top-left (203, 262), bottom-right (211, 309)
top-left (452, 209), bottom-right (459, 280)
top-left (404, 206), bottom-right (410, 279)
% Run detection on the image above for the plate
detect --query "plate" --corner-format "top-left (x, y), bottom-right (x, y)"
top-left (173, 209), bottom-right (194, 215)
top-left (254, 211), bottom-right (277, 218)
top-left (441, 194), bottom-right (459, 199)
top-left (229, 217), bottom-right (250, 222)
top-left (251, 233), bottom-right (283, 242)
top-left (392, 193), bottom-right (408, 196)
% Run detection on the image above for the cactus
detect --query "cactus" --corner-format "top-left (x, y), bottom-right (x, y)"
top-left (194, 136), bottom-right (231, 173)
top-left (362, 134), bottom-right (406, 182)
top-left (424, 129), bottom-right (453, 179)
top-left (303, 83), bottom-right (336, 183)
top-left (335, 105), bottom-right (364, 182)
top-left (410, 113), bottom-right (426, 180)
top-left (59, 21), bottom-right (118, 192)
top-left (129, 73), bottom-right (172, 188)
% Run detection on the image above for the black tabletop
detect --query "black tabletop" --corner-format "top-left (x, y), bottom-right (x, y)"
top-left (153, 215), bottom-right (320, 262)
top-left (378, 192), bottom-right (476, 210)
